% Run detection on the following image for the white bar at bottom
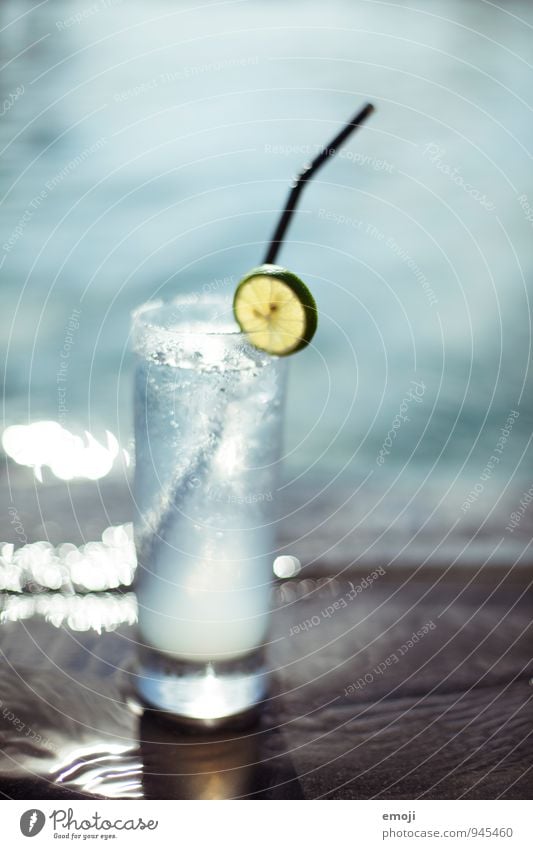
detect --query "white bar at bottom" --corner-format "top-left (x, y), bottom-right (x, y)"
top-left (2, 799), bottom-right (531, 848)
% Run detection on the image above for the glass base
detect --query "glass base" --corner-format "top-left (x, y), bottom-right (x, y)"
top-left (135, 645), bottom-right (269, 727)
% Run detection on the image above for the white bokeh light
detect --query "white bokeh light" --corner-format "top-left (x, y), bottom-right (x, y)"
top-left (273, 555), bottom-right (301, 579)
top-left (2, 421), bottom-right (124, 481)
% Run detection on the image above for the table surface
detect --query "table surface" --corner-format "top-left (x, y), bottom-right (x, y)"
top-left (1, 565), bottom-right (531, 800)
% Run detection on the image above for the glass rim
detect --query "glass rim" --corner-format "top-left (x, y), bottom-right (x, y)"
top-left (131, 292), bottom-right (242, 338)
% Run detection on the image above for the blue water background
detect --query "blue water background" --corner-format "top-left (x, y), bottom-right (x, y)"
top-left (1, 0), bottom-right (533, 562)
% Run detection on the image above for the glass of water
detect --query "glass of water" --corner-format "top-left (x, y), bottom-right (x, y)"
top-left (131, 294), bottom-right (286, 724)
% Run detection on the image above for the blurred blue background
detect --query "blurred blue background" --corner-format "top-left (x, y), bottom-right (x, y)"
top-left (1, 0), bottom-right (533, 567)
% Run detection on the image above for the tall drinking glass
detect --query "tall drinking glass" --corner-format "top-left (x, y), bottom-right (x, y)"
top-left (131, 294), bottom-right (286, 723)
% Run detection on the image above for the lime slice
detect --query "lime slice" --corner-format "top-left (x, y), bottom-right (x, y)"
top-left (233, 264), bottom-right (318, 356)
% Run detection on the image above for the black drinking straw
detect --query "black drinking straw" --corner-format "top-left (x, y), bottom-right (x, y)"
top-left (264, 102), bottom-right (375, 265)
